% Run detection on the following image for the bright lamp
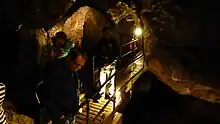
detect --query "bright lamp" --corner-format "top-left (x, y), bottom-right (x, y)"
top-left (133, 27), bottom-right (143, 36)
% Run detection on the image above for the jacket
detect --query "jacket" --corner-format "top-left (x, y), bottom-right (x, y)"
top-left (95, 37), bottom-right (119, 68)
top-left (39, 58), bottom-right (79, 123)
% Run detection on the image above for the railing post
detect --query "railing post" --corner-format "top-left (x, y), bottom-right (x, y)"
top-left (141, 34), bottom-right (145, 66)
top-left (86, 99), bottom-right (90, 124)
top-left (131, 38), bottom-right (135, 71)
top-left (113, 69), bottom-right (116, 111)
top-left (119, 35), bottom-right (122, 69)
top-left (92, 56), bottom-right (95, 82)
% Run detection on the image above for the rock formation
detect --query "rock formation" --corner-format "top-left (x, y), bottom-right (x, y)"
top-left (143, 0), bottom-right (220, 103)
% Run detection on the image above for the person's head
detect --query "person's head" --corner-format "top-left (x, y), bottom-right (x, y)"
top-left (55, 31), bottom-right (68, 45)
top-left (67, 47), bottom-right (87, 71)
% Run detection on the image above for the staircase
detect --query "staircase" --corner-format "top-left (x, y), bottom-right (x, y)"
top-left (75, 98), bottom-right (114, 124)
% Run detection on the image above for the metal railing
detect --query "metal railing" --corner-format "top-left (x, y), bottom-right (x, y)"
top-left (67, 34), bottom-right (144, 123)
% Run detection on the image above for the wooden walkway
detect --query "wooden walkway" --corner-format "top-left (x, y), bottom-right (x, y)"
top-left (75, 54), bottom-right (145, 124)
top-left (75, 98), bottom-right (113, 124)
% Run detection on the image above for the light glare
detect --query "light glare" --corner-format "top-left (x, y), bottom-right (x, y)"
top-left (134, 27), bottom-right (143, 36)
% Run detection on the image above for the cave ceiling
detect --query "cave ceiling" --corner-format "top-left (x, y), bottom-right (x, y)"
top-left (3, 0), bottom-right (120, 28)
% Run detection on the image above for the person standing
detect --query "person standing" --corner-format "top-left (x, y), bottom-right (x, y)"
top-left (96, 27), bottom-right (119, 99)
top-left (38, 47), bottom-right (87, 124)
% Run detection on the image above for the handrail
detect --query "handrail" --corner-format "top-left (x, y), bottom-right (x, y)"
top-left (119, 36), bottom-right (141, 69)
top-left (93, 97), bottom-right (112, 121)
top-left (120, 47), bottom-right (138, 58)
top-left (94, 55), bottom-right (145, 121)
top-left (66, 68), bottom-right (117, 122)
top-left (104, 64), bottom-right (145, 123)
top-left (119, 51), bottom-right (142, 71)
top-left (67, 34), bottom-right (144, 123)
top-left (121, 50), bottom-right (132, 58)
top-left (121, 39), bottom-right (138, 47)
top-left (118, 55), bottom-right (144, 92)
top-left (67, 54), bottom-right (143, 123)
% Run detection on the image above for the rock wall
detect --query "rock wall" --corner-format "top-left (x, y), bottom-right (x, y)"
top-left (40, 6), bottom-right (107, 48)
top-left (34, 6), bottom-right (108, 67)
top-left (147, 47), bottom-right (220, 103)
top-left (64, 6), bottom-right (107, 48)
top-left (144, 1), bottom-right (220, 103)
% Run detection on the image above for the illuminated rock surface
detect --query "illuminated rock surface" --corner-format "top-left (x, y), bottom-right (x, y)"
top-left (147, 47), bottom-right (220, 103)
top-left (144, 1), bottom-right (220, 103)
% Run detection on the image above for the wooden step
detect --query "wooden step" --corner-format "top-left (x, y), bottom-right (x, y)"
top-left (75, 97), bottom-right (114, 123)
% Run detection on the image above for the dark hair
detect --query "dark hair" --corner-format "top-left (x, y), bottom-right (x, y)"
top-left (55, 31), bottom-right (68, 40)
top-left (68, 46), bottom-right (87, 61)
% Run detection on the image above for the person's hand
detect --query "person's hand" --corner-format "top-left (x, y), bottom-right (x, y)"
top-left (61, 115), bottom-right (65, 119)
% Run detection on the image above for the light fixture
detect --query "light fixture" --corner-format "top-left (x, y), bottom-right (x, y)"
top-left (133, 26), bottom-right (143, 37)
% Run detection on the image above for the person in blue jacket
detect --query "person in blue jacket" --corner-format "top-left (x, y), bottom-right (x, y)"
top-left (38, 47), bottom-right (87, 124)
